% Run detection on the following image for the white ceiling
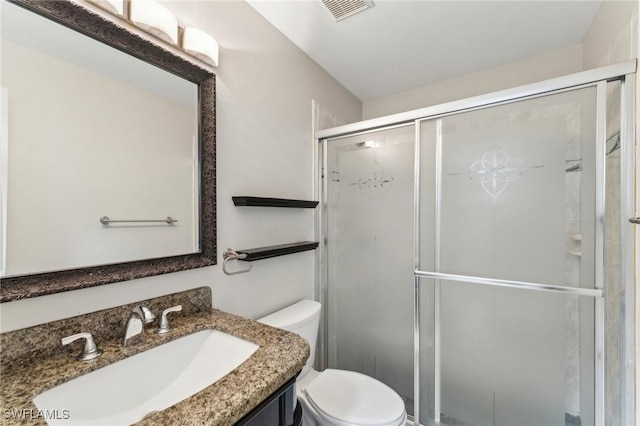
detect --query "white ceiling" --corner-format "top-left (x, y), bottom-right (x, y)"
top-left (247, 0), bottom-right (603, 101)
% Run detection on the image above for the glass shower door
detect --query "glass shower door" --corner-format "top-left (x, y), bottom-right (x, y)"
top-left (324, 124), bottom-right (416, 416)
top-left (417, 85), bottom-right (607, 426)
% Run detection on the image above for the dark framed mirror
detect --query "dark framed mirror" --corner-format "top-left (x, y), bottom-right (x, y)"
top-left (0, 0), bottom-right (216, 302)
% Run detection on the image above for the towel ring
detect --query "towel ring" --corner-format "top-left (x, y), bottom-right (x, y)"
top-left (222, 248), bottom-right (253, 275)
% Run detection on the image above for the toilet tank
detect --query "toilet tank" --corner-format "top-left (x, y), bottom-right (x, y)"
top-left (258, 300), bottom-right (321, 372)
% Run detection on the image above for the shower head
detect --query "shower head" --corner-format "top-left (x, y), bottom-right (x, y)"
top-left (356, 140), bottom-right (378, 148)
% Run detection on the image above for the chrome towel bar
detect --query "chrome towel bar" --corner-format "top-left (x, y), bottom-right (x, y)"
top-left (100, 216), bottom-right (178, 225)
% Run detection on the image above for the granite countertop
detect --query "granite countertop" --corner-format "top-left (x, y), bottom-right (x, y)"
top-left (0, 308), bottom-right (309, 426)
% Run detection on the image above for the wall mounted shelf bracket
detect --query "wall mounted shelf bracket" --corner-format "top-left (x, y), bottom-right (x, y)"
top-left (222, 242), bottom-right (319, 275)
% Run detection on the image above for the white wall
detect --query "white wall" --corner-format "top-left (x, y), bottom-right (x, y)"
top-left (0, 0), bottom-right (361, 332)
top-left (362, 45), bottom-right (584, 120)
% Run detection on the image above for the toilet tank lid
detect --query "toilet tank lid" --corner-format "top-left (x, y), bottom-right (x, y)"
top-left (257, 300), bottom-right (321, 329)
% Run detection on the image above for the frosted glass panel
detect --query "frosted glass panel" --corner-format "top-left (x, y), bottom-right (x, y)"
top-left (418, 278), bottom-right (435, 424)
top-left (417, 85), bottom-right (604, 426)
top-left (419, 87), bottom-right (598, 289)
top-left (604, 79), bottom-right (623, 426)
top-left (419, 278), bottom-right (596, 426)
top-left (325, 125), bottom-right (415, 414)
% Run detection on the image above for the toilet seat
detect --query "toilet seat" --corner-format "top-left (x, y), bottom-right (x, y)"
top-left (303, 369), bottom-right (406, 426)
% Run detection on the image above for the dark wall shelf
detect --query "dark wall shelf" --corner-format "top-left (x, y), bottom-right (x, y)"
top-left (236, 242), bottom-right (319, 261)
top-left (232, 196), bottom-right (319, 209)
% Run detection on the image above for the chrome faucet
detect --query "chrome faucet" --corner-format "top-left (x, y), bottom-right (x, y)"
top-left (123, 305), bottom-right (156, 346)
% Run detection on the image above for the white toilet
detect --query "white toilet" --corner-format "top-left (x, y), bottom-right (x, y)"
top-left (259, 300), bottom-right (407, 426)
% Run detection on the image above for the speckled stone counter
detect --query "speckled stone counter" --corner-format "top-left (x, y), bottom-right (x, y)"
top-left (0, 288), bottom-right (309, 425)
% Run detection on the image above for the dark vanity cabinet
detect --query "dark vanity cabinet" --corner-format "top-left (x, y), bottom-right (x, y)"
top-left (235, 376), bottom-right (302, 426)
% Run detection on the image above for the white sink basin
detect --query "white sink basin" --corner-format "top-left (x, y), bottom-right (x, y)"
top-left (33, 330), bottom-right (259, 425)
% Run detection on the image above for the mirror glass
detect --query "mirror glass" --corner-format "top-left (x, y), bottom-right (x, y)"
top-left (0, 0), bottom-right (201, 277)
top-left (0, 0), bottom-right (216, 302)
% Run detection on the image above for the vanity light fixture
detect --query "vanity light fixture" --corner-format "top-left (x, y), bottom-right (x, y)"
top-left (129, 0), bottom-right (179, 45)
top-left (80, 0), bottom-right (220, 68)
top-left (182, 26), bottom-right (219, 67)
top-left (86, 0), bottom-right (124, 15)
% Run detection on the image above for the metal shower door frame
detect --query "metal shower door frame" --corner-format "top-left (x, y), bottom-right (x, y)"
top-left (414, 72), bottom-right (635, 426)
top-left (315, 60), bottom-right (636, 425)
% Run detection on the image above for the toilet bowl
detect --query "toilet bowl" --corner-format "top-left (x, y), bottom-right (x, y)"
top-left (258, 300), bottom-right (407, 426)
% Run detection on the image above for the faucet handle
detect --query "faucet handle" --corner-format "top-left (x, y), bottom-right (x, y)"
top-left (134, 305), bottom-right (156, 324)
top-left (62, 332), bottom-right (103, 361)
top-left (155, 305), bottom-right (182, 334)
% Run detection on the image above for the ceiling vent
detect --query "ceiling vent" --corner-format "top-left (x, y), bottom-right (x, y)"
top-left (321, 0), bottom-right (374, 22)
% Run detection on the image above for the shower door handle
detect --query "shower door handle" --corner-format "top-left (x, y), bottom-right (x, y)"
top-left (629, 217), bottom-right (640, 224)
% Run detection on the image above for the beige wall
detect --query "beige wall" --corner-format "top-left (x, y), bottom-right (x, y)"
top-left (363, 45), bottom-right (583, 120)
top-left (582, 0), bottom-right (638, 69)
top-left (364, 0), bottom-right (638, 121)
top-left (0, 0), bottom-right (362, 332)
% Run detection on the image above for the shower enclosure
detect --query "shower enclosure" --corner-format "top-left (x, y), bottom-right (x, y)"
top-left (316, 62), bottom-right (635, 426)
